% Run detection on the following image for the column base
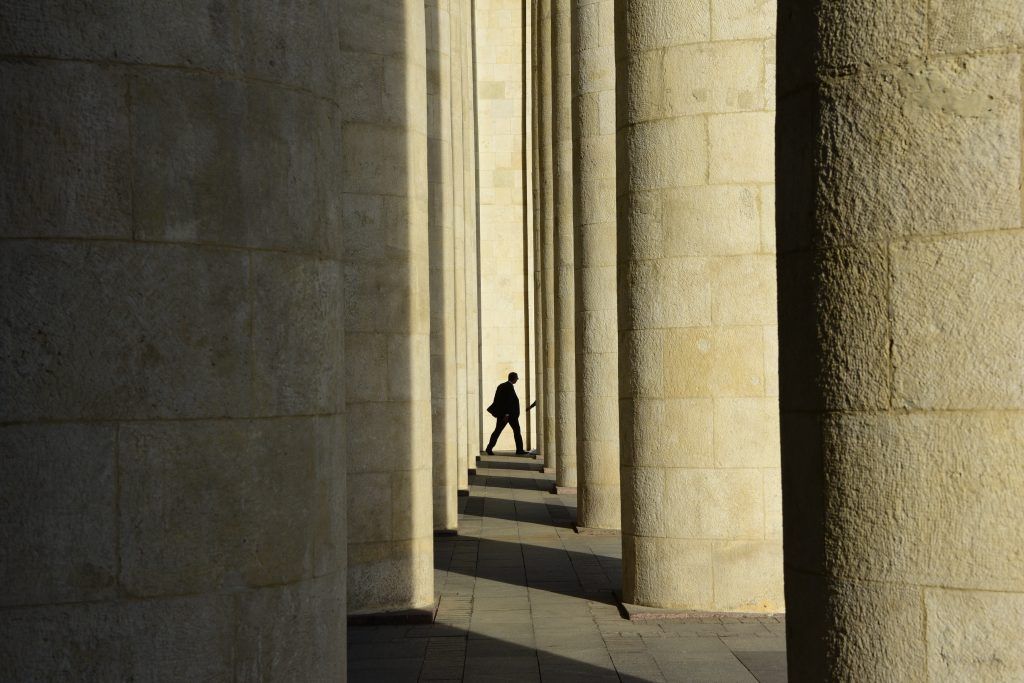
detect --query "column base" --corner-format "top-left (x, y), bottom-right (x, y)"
top-left (468, 468), bottom-right (477, 476)
top-left (457, 489), bottom-right (470, 497)
top-left (550, 485), bottom-right (577, 495)
top-left (348, 607), bottom-right (435, 626)
top-left (613, 592), bottom-right (784, 623)
top-left (433, 529), bottom-right (458, 537)
top-left (573, 524), bottom-right (619, 536)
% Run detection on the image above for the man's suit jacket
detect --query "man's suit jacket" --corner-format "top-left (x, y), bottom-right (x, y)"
top-left (486, 381), bottom-right (520, 418)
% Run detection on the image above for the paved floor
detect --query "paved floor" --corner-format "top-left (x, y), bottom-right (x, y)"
top-left (349, 453), bottom-right (787, 682)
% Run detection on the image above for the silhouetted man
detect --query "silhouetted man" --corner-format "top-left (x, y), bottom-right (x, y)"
top-left (485, 372), bottom-right (528, 455)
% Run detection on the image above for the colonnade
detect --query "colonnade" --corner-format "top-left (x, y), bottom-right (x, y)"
top-left (2, 0), bottom-right (1021, 679)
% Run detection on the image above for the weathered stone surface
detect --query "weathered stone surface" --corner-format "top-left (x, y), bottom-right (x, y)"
top-left (0, 424), bottom-right (117, 607)
top-left (779, 2), bottom-right (1024, 678)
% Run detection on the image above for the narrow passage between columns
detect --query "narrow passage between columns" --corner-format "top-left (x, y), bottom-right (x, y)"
top-left (348, 453), bottom-right (787, 682)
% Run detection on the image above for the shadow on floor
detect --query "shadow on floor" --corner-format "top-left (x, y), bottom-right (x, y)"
top-left (348, 627), bottom-right (626, 682)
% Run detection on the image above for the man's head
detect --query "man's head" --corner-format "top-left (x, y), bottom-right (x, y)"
top-left (508, 372), bottom-right (518, 384)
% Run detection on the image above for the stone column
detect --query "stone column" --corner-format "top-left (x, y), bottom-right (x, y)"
top-left (617, 0), bottom-right (783, 611)
top-left (531, 0), bottom-right (545, 458)
top-left (342, 0), bottom-right (434, 616)
top-left (538, 0), bottom-right (558, 474)
top-left (464, 1), bottom-right (483, 465)
top-left (778, 2), bottom-right (1024, 679)
top-left (450, 0), bottom-right (471, 495)
top-left (0, 2), bottom-right (346, 678)
top-left (552, 0), bottom-right (578, 490)
top-left (572, 0), bottom-right (619, 531)
top-left (426, 0), bottom-right (459, 532)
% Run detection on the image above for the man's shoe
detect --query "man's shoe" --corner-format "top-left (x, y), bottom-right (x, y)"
top-left (485, 448), bottom-right (494, 455)
top-left (515, 450), bottom-right (528, 455)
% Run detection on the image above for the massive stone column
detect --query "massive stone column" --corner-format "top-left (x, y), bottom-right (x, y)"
top-left (778, 2), bottom-right (1024, 679)
top-left (538, 0), bottom-right (558, 474)
top-left (463, 0), bottom-right (483, 464)
top-left (0, 2), bottom-right (346, 678)
top-left (426, 0), bottom-right (459, 532)
top-left (552, 0), bottom-right (578, 490)
top-left (450, 0), bottom-right (471, 494)
top-left (342, 0), bottom-right (434, 616)
top-left (531, 0), bottom-right (545, 458)
top-left (572, 0), bottom-right (619, 531)
top-left (617, 0), bottom-right (783, 611)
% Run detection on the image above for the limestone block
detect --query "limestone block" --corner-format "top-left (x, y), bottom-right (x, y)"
top-left (622, 0), bottom-right (710, 52)
top-left (628, 397), bottom-right (715, 469)
top-left (662, 468), bottom-right (765, 540)
top-left (342, 122), bottom-right (414, 197)
top-left (118, 419), bottom-right (318, 597)
top-left (622, 466), bottom-right (666, 537)
top-left (344, 333), bottom-right (389, 402)
top-left (314, 416), bottom-right (347, 577)
top-left (0, 425), bottom-right (116, 607)
top-left (234, 576), bottom-right (346, 681)
top-left (133, 73), bottom-right (333, 253)
top-left (712, 0), bottom-right (777, 40)
top-left (252, 253), bottom-right (343, 416)
top-left (626, 118), bottom-right (706, 190)
top-left (627, 536), bottom-right (715, 609)
top-left (819, 53), bottom-right (1021, 246)
top-left (763, 466), bottom-right (783, 540)
top-left (823, 412), bottom-right (1024, 591)
top-left (817, 0), bottom-right (928, 67)
top-left (826, 578), bottom-right (926, 680)
top-left (390, 466), bottom-right (433, 541)
top-left (346, 473), bottom-right (392, 544)
top-left (0, 241), bottom-right (252, 422)
top-left (714, 397), bottom-right (781, 468)
top-left (708, 112), bottom-right (774, 183)
top-left (238, 0), bottom-right (341, 93)
top-left (663, 326), bottom-right (766, 398)
top-left (891, 234), bottom-right (1024, 410)
top-left (0, 593), bottom-right (238, 681)
top-left (662, 41), bottom-right (766, 115)
top-left (347, 537), bottom-right (435, 612)
top-left (0, 62), bottom-right (131, 239)
top-left (930, 0), bottom-right (1024, 52)
top-left (710, 254), bottom-right (777, 326)
top-left (925, 588), bottom-right (1024, 682)
top-left (618, 329), bottom-right (665, 398)
top-left (0, 2), bottom-right (242, 73)
top-left (713, 541), bottom-right (784, 611)
top-left (816, 243), bottom-right (892, 411)
top-left (661, 185), bottom-right (761, 257)
top-left (621, 258), bottom-right (711, 330)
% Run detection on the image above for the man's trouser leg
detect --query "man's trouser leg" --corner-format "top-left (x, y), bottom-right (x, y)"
top-left (510, 417), bottom-right (524, 452)
top-left (486, 417), bottom-right (508, 451)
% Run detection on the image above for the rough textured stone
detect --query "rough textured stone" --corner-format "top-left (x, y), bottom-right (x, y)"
top-left (779, 2), bottom-right (1024, 678)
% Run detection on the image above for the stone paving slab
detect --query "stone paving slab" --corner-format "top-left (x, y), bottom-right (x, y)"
top-left (348, 453), bottom-right (788, 682)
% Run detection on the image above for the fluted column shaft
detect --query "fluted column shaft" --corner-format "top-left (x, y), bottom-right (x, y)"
top-left (572, 0), bottom-right (619, 530)
top-left (426, 0), bottom-right (459, 532)
top-left (779, 2), bottom-right (1024, 679)
top-left (552, 0), bottom-right (577, 489)
top-left (538, 0), bottom-right (558, 473)
top-left (343, 0), bottom-right (434, 615)
top-left (617, 0), bottom-right (783, 611)
top-left (0, 1), bottom-right (347, 677)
